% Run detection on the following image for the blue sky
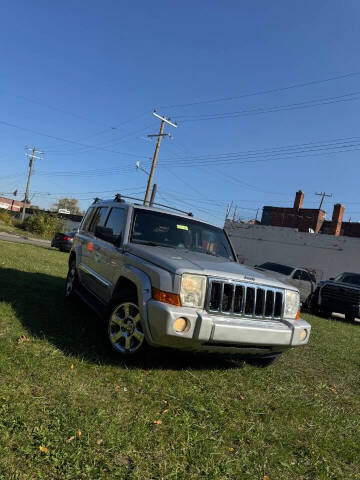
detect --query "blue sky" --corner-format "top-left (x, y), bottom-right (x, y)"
top-left (1, 0), bottom-right (360, 225)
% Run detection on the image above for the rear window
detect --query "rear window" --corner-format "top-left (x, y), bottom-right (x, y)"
top-left (258, 262), bottom-right (294, 276)
top-left (89, 207), bottom-right (109, 233)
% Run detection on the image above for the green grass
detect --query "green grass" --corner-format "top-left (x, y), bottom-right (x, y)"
top-left (0, 241), bottom-right (359, 480)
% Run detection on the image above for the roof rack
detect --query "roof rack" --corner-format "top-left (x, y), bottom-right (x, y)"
top-left (114, 193), bottom-right (194, 217)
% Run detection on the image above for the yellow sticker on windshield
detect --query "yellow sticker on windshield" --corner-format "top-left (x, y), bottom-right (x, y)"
top-left (177, 224), bottom-right (188, 231)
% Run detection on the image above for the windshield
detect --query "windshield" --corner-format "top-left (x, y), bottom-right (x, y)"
top-left (130, 209), bottom-right (235, 260)
top-left (333, 273), bottom-right (360, 285)
top-left (258, 262), bottom-right (294, 276)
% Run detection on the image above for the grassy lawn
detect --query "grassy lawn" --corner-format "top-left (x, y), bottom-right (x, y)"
top-left (0, 241), bottom-right (359, 479)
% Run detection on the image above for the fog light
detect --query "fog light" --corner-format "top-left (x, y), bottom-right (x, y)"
top-left (173, 317), bottom-right (190, 333)
top-left (300, 329), bottom-right (308, 341)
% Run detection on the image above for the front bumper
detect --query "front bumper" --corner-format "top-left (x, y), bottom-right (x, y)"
top-left (146, 300), bottom-right (311, 354)
top-left (318, 295), bottom-right (360, 318)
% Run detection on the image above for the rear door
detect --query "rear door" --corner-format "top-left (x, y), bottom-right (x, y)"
top-left (79, 206), bottom-right (109, 296)
top-left (87, 206), bottom-right (126, 302)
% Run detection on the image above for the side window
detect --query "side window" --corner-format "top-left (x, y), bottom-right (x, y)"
top-left (301, 271), bottom-right (312, 282)
top-left (293, 270), bottom-right (302, 280)
top-left (89, 207), bottom-right (108, 233)
top-left (105, 208), bottom-right (125, 237)
top-left (81, 207), bottom-right (95, 232)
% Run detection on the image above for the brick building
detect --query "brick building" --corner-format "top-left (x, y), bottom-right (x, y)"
top-left (261, 191), bottom-right (360, 238)
top-left (261, 191), bottom-right (326, 233)
top-left (0, 196), bottom-right (30, 212)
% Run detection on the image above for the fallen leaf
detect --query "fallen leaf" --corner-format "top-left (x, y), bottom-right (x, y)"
top-left (77, 429), bottom-right (82, 437)
top-left (123, 387), bottom-right (128, 392)
top-left (228, 447), bottom-right (235, 453)
top-left (152, 420), bottom-right (162, 425)
top-left (115, 385), bottom-right (120, 391)
top-left (66, 436), bottom-right (75, 443)
top-left (39, 445), bottom-right (48, 454)
top-left (17, 335), bottom-right (30, 344)
top-left (96, 439), bottom-right (103, 445)
top-left (161, 408), bottom-right (169, 415)
top-left (264, 476), bottom-right (269, 480)
top-left (70, 364), bottom-right (74, 370)
top-left (163, 399), bottom-right (169, 406)
top-left (239, 395), bottom-right (245, 401)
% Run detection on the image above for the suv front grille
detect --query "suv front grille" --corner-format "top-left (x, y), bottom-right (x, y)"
top-left (322, 284), bottom-right (360, 304)
top-left (207, 279), bottom-right (284, 319)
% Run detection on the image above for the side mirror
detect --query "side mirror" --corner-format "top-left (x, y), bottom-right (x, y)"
top-left (95, 225), bottom-right (117, 244)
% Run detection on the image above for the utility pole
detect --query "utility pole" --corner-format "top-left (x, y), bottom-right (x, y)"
top-left (315, 192), bottom-right (332, 210)
top-left (21, 147), bottom-right (43, 222)
top-left (143, 110), bottom-right (177, 206)
top-left (149, 184), bottom-right (157, 207)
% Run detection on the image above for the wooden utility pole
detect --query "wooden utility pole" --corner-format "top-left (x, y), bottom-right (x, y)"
top-left (143, 111), bottom-right (177, 206)
top-left (315, 192), bottom-right (332, 210)
top-left (21, 147), bottom-right (43, 222)
top-left (149, 183), bottom-right (157, 207)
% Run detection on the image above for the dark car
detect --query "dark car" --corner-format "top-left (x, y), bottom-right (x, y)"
top-left (51, 231), bottom-right (76, 252)
top-left (311, 272), bottom-right (360, 322)
top-left (255, 262), bottom-right (317, 306)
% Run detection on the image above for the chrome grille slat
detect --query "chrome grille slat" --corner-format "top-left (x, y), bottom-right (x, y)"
top-left (206, 278), bottom-right (284, 320)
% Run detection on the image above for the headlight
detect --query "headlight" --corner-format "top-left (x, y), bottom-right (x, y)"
top-left (180, 274), bottom-right (206, 308)
top-left (284, 290), bottom-right (300, 319)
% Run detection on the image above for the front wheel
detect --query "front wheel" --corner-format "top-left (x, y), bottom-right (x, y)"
top-left (107, 294), bottom-right (146, 355)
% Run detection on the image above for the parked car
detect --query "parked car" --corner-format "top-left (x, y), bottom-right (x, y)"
top-left (64, 195), bottom-right (311, 365)
top-left (51, 231), bottom-right (75, 252)
top-left (311, 272), bottom-right (360, 322)
top-left (255, 262), bottom-right (317, 306)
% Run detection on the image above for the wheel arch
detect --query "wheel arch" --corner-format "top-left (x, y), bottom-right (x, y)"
top-left (111, 265), bottom-right (154, 343)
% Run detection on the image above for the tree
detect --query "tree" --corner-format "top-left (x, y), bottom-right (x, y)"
top-left (53, 198), bottom-right (82, 215)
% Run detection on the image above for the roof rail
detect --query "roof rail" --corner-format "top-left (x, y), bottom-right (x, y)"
top-left (114, 193), bottom-right (125, 203)
top-left (114, 193), bottom-right (193, 217)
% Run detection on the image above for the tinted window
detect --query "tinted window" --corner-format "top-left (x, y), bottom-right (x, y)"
top-left (293, 270), bottom-right (302, 280)
top-left (105, 208), bottom-right (125, 237)
top-left (81, 207), bottom-right (95, 231)
top-left (300, 271), bottom-right (312, 282)
top-left (334, 273), bottom-right (360, 285)
top-left (131, 209), bottom-right (235, 260)
top-left (89, 207), bottom-right (108, 233)
top-left (258, 262), bottom-right (293, 276)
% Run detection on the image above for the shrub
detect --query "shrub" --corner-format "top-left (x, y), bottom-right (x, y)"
top-left (0, 209), bottom-right (14, 225)
top-left (23, 212), bottom-right (64, 238)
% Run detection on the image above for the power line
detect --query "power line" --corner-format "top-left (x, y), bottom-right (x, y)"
top-left (160, 71), bottom-right (360, 109)
top-left (0, 119), bottom-right (149, 158)
top-left (174, 90), bottom-right (360, 122)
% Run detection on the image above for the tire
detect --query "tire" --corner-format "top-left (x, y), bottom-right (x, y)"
top-left (246, 353), bottom-right (282, 368)
top-left (65, 259), bottom-right (78, 299)
top-left (106, 291), bottom-right (146, 356)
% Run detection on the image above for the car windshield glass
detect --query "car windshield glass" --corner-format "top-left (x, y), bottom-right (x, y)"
top-left (258, 262), bottom-right (293, 276)
top-left (131, 209), bottom-right (235, 260)
top-left (334, 273), bottom-right (360, 285)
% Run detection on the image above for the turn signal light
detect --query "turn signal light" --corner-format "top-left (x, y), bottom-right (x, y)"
top-left (295, 309), bottom-right (301, 320)
top-left (152, 288), bottom-right (181, 307)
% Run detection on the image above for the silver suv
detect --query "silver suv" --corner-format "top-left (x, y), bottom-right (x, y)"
top-left (65, 196), bottom-right (311, 365)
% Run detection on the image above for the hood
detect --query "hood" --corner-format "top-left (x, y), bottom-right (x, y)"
top-left (126, 244), bottom-right (295, 290)
top-left (254, 268), bottom-right (289, 282)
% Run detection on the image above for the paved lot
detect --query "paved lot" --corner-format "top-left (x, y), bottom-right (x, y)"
top-left (0, 231), bottom-right (51, 248)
